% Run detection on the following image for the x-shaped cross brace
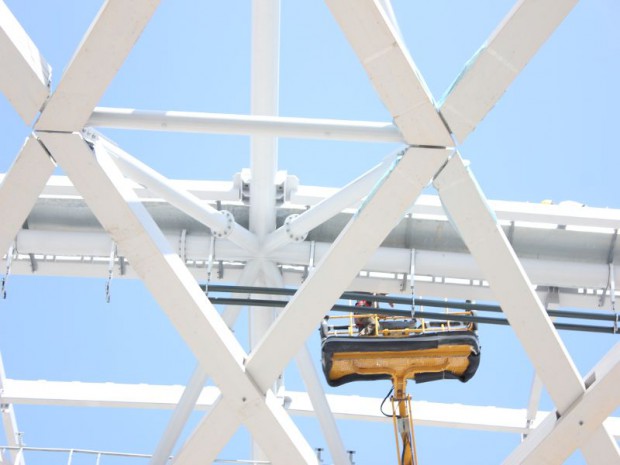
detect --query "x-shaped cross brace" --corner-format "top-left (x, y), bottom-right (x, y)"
top-left (1, 0), bottom-right (618, 463)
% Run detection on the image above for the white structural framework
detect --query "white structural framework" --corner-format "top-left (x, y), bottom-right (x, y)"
top-left (0, 1), bottom-right (619, 464)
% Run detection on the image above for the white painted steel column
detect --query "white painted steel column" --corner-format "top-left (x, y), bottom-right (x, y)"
top-left (97, 137), bottom-right (259, 254)
top-left (35, 0), bottom-right (160, 131)
top-left (163, 147), bottom-right (449, 461)
top-left (249, 0), bottom-right (281, 460)
top-left (263, 150), bottom-right (400, 253)
top-left (433, 154), bottom-right (620, 462)
top-left (0, 137), bottom-right (55, 256)
top-left (249, 0), bottom-right (280, 239)
top-left (0, 0), bottom-right (50, 123)
top-left (40, 132), bottom-right (317, 465)
top-left (504, 343), bottom-right (620, 464)
top-left (88, 107), bottom-right (403, 143)
top-left (439, 0), bottom-right (579, 142)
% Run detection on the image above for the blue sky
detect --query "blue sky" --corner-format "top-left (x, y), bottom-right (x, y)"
top-left (1, 1), bottom-right (619, 464)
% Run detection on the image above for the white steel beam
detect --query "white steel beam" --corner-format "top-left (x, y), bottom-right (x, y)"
top-left (580, 428), bottom-right (620, 465)
top-left (88, 107), bottom-right (403, 143)
top-left (10, 229), bottom-right (620, 311)
top-left (35, 0), bottom-right (160, 131)
top-left (263, 150), bottom-right (400, 253)
top-left (172, 396), bottom-right (239, 465)
top-left (0, 0), bottom-right (51, 123)
top-left (326, 0), bottom-right (452, 146)
top-left (434, 154), bottom-right (582, 411)
top-left (7, 174), bottom-right (619, 231)
top-left (505, 343), bottom-right (620, 464)
top-left (288, 188), bottom-right (620, 231)
top-left (12, 229), bottom-right (618, 292)
top-left (97, 136), bottom-right (259, 254)
top-left (5, 252), bottom-right (617, 314)
top-left (0, 137), bottom-right (55, 255)
top-left (38, 132), bottom-right (317, 465)
top-left (433, 154), bottom-right (620, 462)
top-left (16, 175), bottom-right (619, 229)
top-left (10, 379), bottom-right (610, 437)
top-left (439, 0), bottom-right (579, 142)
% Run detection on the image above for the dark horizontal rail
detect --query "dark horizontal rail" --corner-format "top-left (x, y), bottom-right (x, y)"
top-left (206, 294), bottom-right (619, 335)
top-left (203, 284), bottom-right (619, 321)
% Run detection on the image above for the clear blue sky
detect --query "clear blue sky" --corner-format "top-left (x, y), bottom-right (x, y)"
top-left (0, 1), bottom-right (619, 464)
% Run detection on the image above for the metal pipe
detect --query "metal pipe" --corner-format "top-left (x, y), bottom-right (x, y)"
top-left (95, 138), bottom-right (259, 255)
top-left (263, 150), bottom-right (401, 253)
top-left (88, 107), bottom-right (403, 143)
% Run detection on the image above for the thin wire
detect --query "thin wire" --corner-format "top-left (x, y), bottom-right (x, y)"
top-left (380, 386), bottom-right (395, 417)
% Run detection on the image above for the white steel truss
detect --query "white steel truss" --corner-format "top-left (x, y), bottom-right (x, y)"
top-left (0, 1), bottom-right (618, 465)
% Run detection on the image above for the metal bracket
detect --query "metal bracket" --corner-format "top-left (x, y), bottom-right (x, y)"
top-left (544, 286), bottom-right (560, 309)
top-left (178, 229), bottom-right (187, 263)
top-left (212, 210), bottom-right (234, 239)
top-left (22, 220), bottom-right (38, 273)
top-left (284, 214), bottom-right (308, 242)
top-left (301, 241), bottom-right (316, 282)
top-left (506, 220), bottom-right (515, 245)
top-left (1, 242), bottom-right (15, 300)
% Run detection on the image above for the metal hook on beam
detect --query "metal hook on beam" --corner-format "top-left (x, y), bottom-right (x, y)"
top-left (205, 235), bottom-right (216, 296)
top-left (105, 242), bottom-right (117, 303)
top-left (1, 242), bottom-right (15, 300)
